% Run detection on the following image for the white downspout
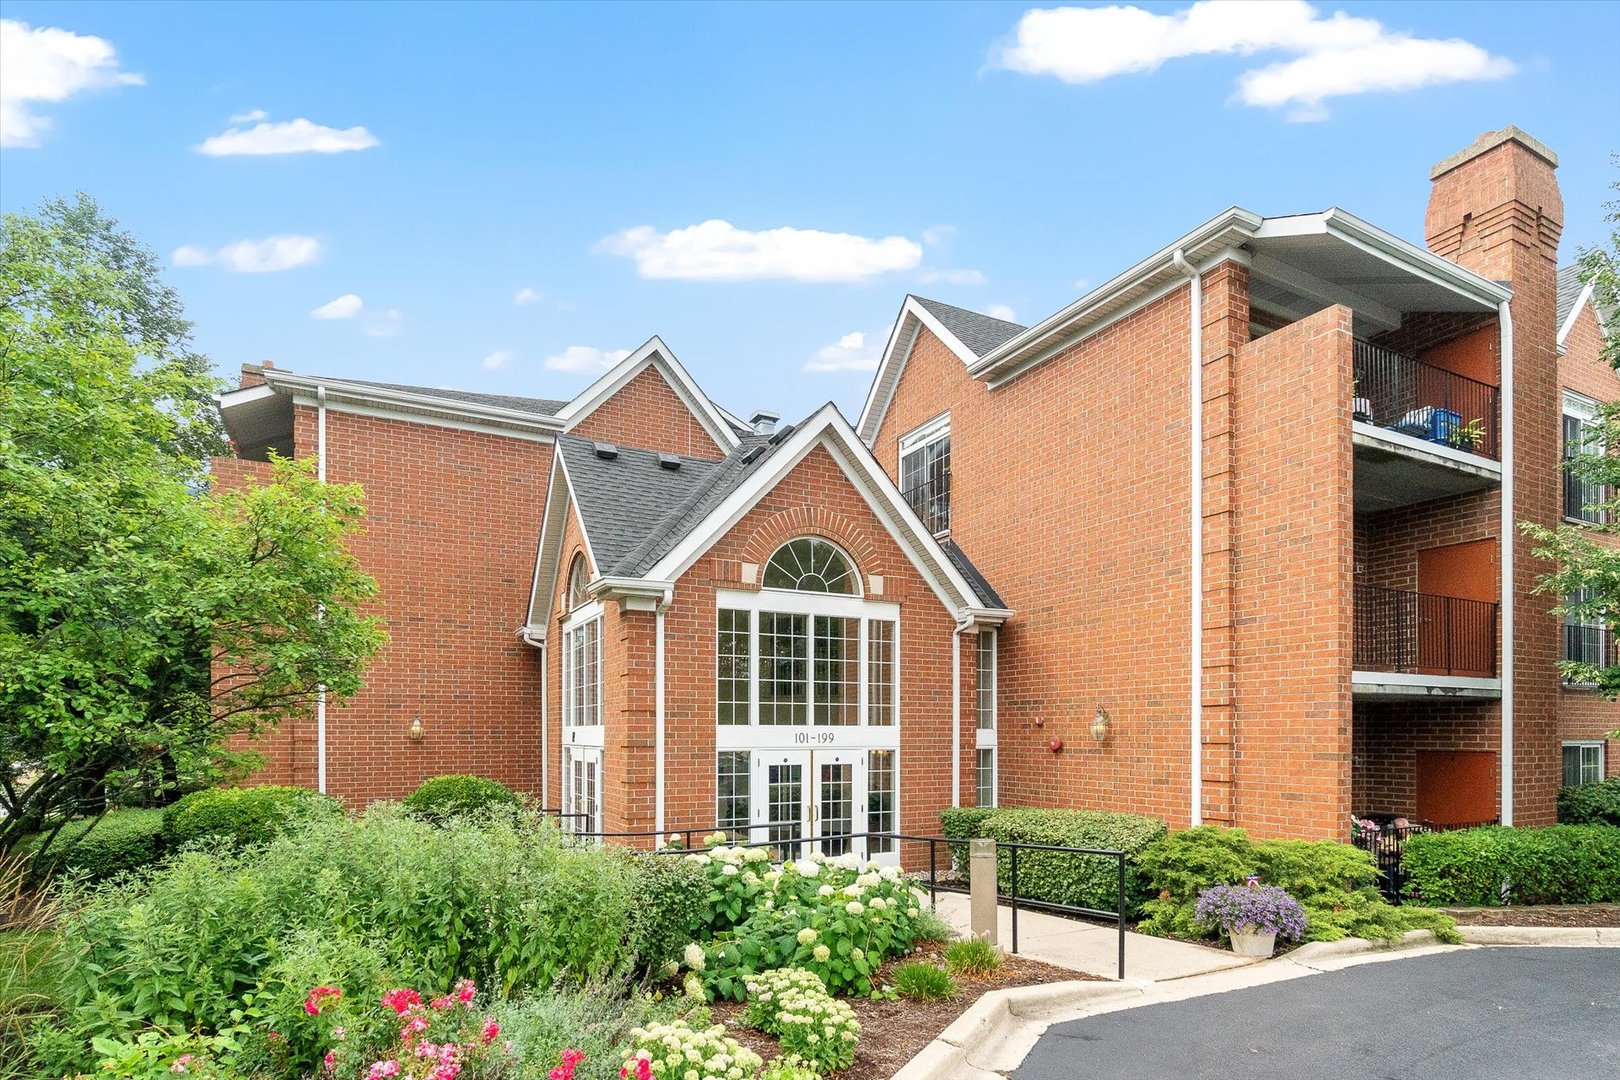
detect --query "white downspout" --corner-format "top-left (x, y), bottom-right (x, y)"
top-left (951, 628), bottom-right (962, 808)
top-left (1173, 250), bottom-right (1204, 827)
top-left (655, 603), bottom-right (667, 833)
top-left (316, 386), bottom-right (328, 796)
top-left (1498, 300), bottom-right (1514, 826)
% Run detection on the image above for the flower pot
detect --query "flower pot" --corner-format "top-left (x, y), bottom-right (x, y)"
top-left (1229, 926), bottom-right (1277, 958)
top-left (1352, 397), bottom-right (1372, 422)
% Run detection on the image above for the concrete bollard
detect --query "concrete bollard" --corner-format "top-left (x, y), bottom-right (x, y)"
top-left (970, 837), bottom-right (998, 946)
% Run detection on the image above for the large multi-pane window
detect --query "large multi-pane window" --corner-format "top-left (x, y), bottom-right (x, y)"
top-left (717, 751), bottom-right (751, 840)
top-left (1563, 394), bottom-right (1611, 525)
top-left (1563, 586), bottom-right (1613, 676)
top-left (1563, 742), bottom-right (1604, 787)
top-left (867, 750), bottom-right (896, 855)
top-left (813, 616), bottom-right (861, 725)
top-left (564, 615), bottom-right (602, 728)
top-left (866, 621), bottom-right (895, 726)
top-left (718, 609), bottom-right (751, 724)
top-left (759, 612), bottom-right (809, 724)
top-left (975, 631), bottom-right (997, 807)
top-left (899, 415), bottom-right (951, 535)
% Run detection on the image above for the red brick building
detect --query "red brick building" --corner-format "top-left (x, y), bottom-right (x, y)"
top-left (218, 125), bottom-right (1614, 853)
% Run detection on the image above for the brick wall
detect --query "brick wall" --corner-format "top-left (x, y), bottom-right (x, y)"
top-left (1351, 700), bottom-right (1500, 817)
top-left (568, 365), bottom-right (727, 460)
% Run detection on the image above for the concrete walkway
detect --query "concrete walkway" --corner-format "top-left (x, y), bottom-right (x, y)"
top-left (931, 893), bottom-right (1255, 982)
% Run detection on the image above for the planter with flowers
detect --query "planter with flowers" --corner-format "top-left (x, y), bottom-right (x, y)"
top-left (1194, 883), bottom-right (1307, 958)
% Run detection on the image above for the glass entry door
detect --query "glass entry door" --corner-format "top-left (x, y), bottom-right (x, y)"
top-left (752, 748), bottom-right (887, 864)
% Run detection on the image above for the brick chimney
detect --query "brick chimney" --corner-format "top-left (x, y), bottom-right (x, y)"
top-left (1426, 125), bottom-right (1564, 826)
top-left (239, 359), bottom-right (274, 389)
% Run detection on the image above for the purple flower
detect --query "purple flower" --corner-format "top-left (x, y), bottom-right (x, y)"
top-left (1194, 884), bottom-right (1307, 941)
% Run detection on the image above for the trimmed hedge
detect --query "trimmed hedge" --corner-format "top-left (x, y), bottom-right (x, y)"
top-left (1402, 825), bottom-right (1620, 906)
top-left (942, 807), bottom-right (1167, 912)
top-left (402, 774), bottom-right (520, 822)
top-left (1558, 777), bottom-right (1620, 827)
top-left (940, 807), bottom-right (1000, 872)
top-left (19, 808), bottom-right (167, 884)
top-left (1136, 825), bottom-right (1459, 943)
top-left (161, 785), bottom-right (341, 848)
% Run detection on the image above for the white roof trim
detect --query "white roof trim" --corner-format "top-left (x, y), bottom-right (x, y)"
top-left (260, 370), bottom-right (564, 436)
top-left (555, 335), bottom-right (740, 452)
top-left (525, 452), bottom-right (600, 630)
top-left (643, 404), bottom-right (1006, 619)
top-left (217, 383), bottom-right (278, 410)
top-left (857, 296), bottom-right (983, 444)
top-left (1558, 280), bottom-right (1595, 349)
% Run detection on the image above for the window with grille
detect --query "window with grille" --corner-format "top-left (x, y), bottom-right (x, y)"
top-left (899, 415), bottom-right (951, 535)
top-left (563, 616), bottom-right (602, 728)
top-left (1562, 742), bottom-right (1604, 787)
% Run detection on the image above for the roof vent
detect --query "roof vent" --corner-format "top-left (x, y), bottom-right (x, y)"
top-left (749, 409), bottom-right (780, 436)
top-left (741, 445), bottom-right (766, 465)
top-left (593, 442), bottom-right (619, 460)
top-left (769, 423), bottom-right (795, 445)
top-left (658, 453), bottom-right (681, 471)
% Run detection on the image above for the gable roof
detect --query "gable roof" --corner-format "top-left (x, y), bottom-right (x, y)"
top-left (527, 406), bottom-right (1011, 631)
top-left (911, 298), bottom-right (1028, 358)
top-left (556, 335), bottom-right (741, 454)
top-left (1557, 261), bottom-right (1612, 349)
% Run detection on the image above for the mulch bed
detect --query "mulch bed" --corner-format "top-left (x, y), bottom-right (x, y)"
top-left (1440, 903), bottom-right (1620, 927)
top-left (710, 942), bottom-right (1095, 1080)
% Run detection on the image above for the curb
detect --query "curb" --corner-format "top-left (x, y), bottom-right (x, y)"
top-left (1287, 929), bottom-right (1441, 964)
top-left (890, 981), bottom-right (1142, 1080)
top-left (1455, 925), bottom-right (1618, 947)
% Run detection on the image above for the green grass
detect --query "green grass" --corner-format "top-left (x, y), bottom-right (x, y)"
top-left (890, 961), bottom-right (957, 1001)
top-left (942, 937), bottom-right (1002, 976)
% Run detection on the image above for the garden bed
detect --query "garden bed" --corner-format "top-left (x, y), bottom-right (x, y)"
top-left (710, 940), bottom-right (1092, 1080)
top-left (1440, 903), bottom-right (1620, 928)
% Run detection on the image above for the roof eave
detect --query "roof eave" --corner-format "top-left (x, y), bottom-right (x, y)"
top-left (263, 370), bottom-right (566, 433)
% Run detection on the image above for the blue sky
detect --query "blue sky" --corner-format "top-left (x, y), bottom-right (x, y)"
top-left (2, 1), bottom-right (1615, 423)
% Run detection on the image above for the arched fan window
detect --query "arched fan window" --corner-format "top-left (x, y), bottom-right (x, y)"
top-left (762, 537), bottom-right (860, 595)
top-left (566, 553), bottom-right (591, 610)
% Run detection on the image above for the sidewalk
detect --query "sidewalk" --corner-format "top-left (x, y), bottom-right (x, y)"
top-left (930, 893), bottom-right (1254, 982)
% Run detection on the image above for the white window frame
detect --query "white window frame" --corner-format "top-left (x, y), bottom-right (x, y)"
top-left (1562, 741), bottom-right (1605, 787)
top-left (563, 744), bottom-right (603, 835)
top-left (1562, 390), bottom-right (1608, 526)
top-left (562, 601), bottom-right (605, 748)
top-left (898, 412), bottom-right (951, 536)
top-left (714, 588), bottom-right (901, 749)
top-left (975, 629), bottom-right (997, 807)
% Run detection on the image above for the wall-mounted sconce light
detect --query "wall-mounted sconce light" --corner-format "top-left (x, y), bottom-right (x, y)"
top-left (1033, 716), bottom-right (1045, 729)
top-left (408, 714), bottom-right (425, 742)
top-left (1046, 736), bottom-right (1064, 753)
top-left (1090, 706), bottom-right (1111, 743)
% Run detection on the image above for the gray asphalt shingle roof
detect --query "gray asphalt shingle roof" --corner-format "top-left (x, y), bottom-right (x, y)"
top-left (1557, 264), bottom-right (1587, 331)
top-left (912, 296), bottom-right (1028, 358)
top-left (941, 540), bottom-right (1006, 610)
top-left (336, 378), bottom-right (570, 417)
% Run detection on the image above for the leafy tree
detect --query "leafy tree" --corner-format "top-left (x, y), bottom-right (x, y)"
top-left (0, 195), bottom-right (385, 850)
top-left (1521, 164), bottom-right (1619, 712)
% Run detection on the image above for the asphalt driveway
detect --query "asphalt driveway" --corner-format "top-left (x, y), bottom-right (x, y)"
top-left (1015, 947), bottom-right (1619, 1080)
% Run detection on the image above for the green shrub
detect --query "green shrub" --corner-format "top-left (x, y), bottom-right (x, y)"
top-left (1403, 825), bottom-right (1620, 906)
top-left (1558, 777), bottom-right (1620, 827)
top-left (977, 808), bottom-right (1167, 912)
top-left (912, 907), bottom-right (955, 944)
top-left (627, 855), bottom-right (709, 969)
top-left (160, 785), bottom-right (340, 848)
top-left (493, 988), bottom-right (695, 1080)
top-left (943, 937), bottom-right (1002, 975)
top-left (761, 1057), bottom-right (823, 1080)
top-left (940, 807), bottom-right (999, 872)
top-left (1136, 826), bottom-right (1459, 944)
top-left (890, 962), bottom-right (956, 1001)
top-left (402, 774), bottom-right (519, 822)
top-left (18, 808), bottom-right (167, 884)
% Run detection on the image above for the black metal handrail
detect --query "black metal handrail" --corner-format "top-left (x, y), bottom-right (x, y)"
top-left (1350, 817), bottom-right (1498, 900)
top-left (1563, 623), bottom-right (1616, 670)
top-left (1354, 582), bottom-right (1499, 677)
top-left (1353, 341), bottom-right (1500, 460)
top-left (536, 813), bottom-right (1129, 979)
top-left (900, 475), bottom-right (950, 535)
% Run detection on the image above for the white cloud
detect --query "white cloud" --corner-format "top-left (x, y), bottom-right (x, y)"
top-left (482, 349), bottom-right (514, 371)
top-left (1073, 277), bottom-right (1093, 292)
top-left (985, 304), bottom-right (1018, 322)
top-left (170, 235), bottom-right (322, 273)
top-left (513, 286), bottom-right (542, 306)
top-left (197, 114), bottom-right (380, 155)
top-left (545, 345), bottom-right (631, 373)
top-left (805, 330), bottom-right (885, 374)
top-left (991, 1), bottom-right (1514, 120)
top-left (228, 108), bottom-right (267, 124)
top-left (1, 19), bottom-right (144, 147)
top-left (310, 293), bottom-right (363, 320)
top-left (921, 224), bottom-right (956, 248)
top-left (917, 268), bottom-right (988, 286)
top-left (597, 219), bottom-right (922, 283)
top-left (363, 309), bottom-right (404, 338)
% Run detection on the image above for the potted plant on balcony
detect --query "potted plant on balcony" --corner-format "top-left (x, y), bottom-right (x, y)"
top-left (1444, 417), bottom-right (1487, 452)
top-left (1351, 378), bottom-right (1372, 423)
top-left (1195, 883), bottom-right (1308, 958)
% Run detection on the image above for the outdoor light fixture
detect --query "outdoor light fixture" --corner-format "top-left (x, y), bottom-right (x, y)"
top-left (1090, 706), bottom-right (1111, 743)
top-left (408, 715), bottom-right (425, 741)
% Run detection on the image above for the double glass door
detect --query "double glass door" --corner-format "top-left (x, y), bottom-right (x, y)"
top-left (753, 748), bottom-right (896, 866)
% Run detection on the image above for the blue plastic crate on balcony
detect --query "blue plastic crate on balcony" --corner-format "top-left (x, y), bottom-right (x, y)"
top-left (1394, 406), bottom-right (1462, 447)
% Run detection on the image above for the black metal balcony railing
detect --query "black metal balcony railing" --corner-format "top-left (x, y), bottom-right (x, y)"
top-left (1352, 341), bottom-right (1500, 460)
top-left (901, 476), bottom-right (950, 535)
top-left (1563, 470), bottom-right (1613, 524)
top-left (1354, 583), bottom-right (1499, 678)
top-left (1564, 623), bottom-right (1616, 670)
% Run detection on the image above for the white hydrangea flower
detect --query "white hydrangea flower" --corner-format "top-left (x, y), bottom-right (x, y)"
top-left (817, 884), bottom-right (834, 897)
top-left (845, 901), bottom-right (865, 916)
top-left (793, 859), bottom-right (820, 878)
top-left (813, 944), bottom-right (830, 962)
top-left (722, 864), bottom-right (739, 876)
top-left (797, 927), bottom-right (818, 945)
top-left (684, 942), bottom-right (707, 971)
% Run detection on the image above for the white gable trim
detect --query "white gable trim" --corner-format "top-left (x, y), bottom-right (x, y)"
top-left (644, 405), bottom-right (1009, 620)
top-left (857, 296), bottom-right (984, 445)
top-left (1558, 280), bottom-right (1595, 350)
top-left (555, 335), bottom-right (739, 453)
top-left (525, 452), bottom-right (601, 637)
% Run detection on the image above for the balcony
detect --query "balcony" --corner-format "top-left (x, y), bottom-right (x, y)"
top-left (902, 476), bottom-right (950, 536)
top-left (1352, 342), bottom-right (1502, 512)
top-left (1353, 583), bottom-right (1501, 699)
top-left (1563, 623), bottom-right (1617, 681)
